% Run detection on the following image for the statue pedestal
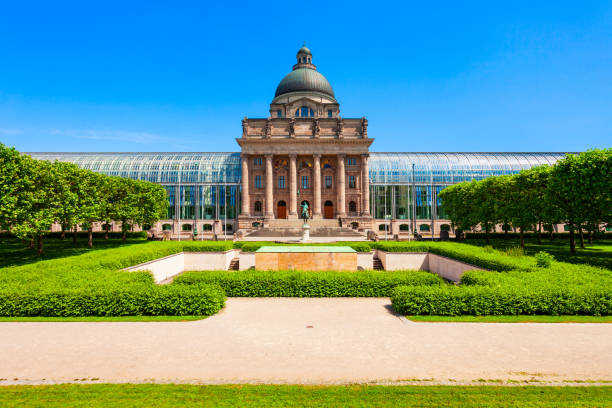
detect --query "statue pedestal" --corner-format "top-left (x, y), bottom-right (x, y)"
top-left (301, 222), bottom-right (311, 242)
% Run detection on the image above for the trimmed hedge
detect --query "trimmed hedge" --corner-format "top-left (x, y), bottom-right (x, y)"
top-left (236, 241), bottom-right (373, 253)
top-left (0, 284), bottom-right (226, 317)
top-left (390, 284), bottom-right (612, 316)
top-left (174, 270), bottom-right (443, 297)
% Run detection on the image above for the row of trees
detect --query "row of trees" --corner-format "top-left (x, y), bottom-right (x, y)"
top-left (438, 149), bottom-right (611, 254)
top-left (0, 143), bottom-right (168, 254)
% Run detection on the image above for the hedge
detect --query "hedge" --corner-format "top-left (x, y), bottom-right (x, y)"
top-left (390, 285), bottom-right (612, 316)
top-left (174, 270), bottom-right (443, 297)
top-left (0, 284), bottom-right (226, 317)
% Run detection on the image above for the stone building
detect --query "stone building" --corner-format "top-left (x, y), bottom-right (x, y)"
top-left (237, 45), bottom-right (373, 231)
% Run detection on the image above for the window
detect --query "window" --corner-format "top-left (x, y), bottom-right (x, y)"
top-left (328, 110), bottom-right (333, 118)
top-left (349, 175), bottom-right (356, 188)
top-left (325, 175), bottom-right (332, 188)
top-left (254, 175), bottom-right (262, 189)
top-left (379, 224), bottom-right (389, 231)
top-left (162, 224), bottom-right (172, 231)
top-left (254, 201), bottom-right (262, 213)
top-left (296, 106), bottom-right (314, 117)
top-left (419, 224), bottom-right (430, 232)
top-left (301, 175), bottom-right (309, 189)
top-left (253, 157), bottom-right (262, 166)
top-left (347, 157), bottom-right (356, 166)
top-left (181, 224), bottom-right (192, 231)
top-left (202, 224), bottom-right (213, 231)
top-left (440, 224), bottom-right (451, 231)
top-left (348, 201), bottom-right (357, 213)
top-left (400, 224), bottom-right (410, 231)
top-left (278, 175), bottom-right (285, 189)
top-left (276, 110), bottom-right (282, 118)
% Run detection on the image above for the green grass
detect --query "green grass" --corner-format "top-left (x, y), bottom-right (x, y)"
top-left (407, 315), bottom-right (612, 323)
top-left (468, 237), bottom-right (612, 270)
top-left (0, 316), bottom-right (206, 322)
top-left (0, 384), bottom-right (610, 407)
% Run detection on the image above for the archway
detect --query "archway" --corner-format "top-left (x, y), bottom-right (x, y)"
top-left (324, 200), bottom-right (334, 219)
top-left (277, 200), bottom-right (287, 219)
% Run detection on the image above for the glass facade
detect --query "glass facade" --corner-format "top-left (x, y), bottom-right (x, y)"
top-left (30, 152), bottom-right (568, 223)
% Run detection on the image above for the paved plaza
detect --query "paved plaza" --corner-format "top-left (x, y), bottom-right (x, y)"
top-left (1, 298), bottom-right (611, 385)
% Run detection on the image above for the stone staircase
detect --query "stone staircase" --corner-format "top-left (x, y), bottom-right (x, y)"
top-left (228, 257), bottom-right (240, 270)
top-left (373, 256), bottom-right (384, 270)
top-left (266, 218), bottom-right (340, 229)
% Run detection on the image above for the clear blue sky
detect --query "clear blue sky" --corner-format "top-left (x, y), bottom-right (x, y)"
top-left (1, 1), bottom-right (610, 153)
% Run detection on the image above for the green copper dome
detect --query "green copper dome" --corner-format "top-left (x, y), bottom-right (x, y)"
top-left (274, 67), bottom-right (335, 99)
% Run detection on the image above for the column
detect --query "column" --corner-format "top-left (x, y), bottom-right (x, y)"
top-left (265, 154), bottom-right (274, 218)
top-left (337, 154), bottom-right (346, 217)
top-left (313, 154), bottom-right (322, 217)
top-left (289, 154), bottom-right (297, 218)
top-left (361, 154), bottom-right (370, 216)
top-left (241, 154), bottom-right (250, 216)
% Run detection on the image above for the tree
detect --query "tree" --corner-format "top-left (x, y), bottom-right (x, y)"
top-left (9, 158), bottom-right (62, 255)
top-left (108, 177), bottom-right (140, 242)
top-left (53, 161), bottom-right (83, 241)
top-left (471, 177), bottom-right (501, 245)
top-left (438, 182), bottom-right (478, 238)
top-left (0, 143), bottom-right (33, 232)
top-left (547, 149), bottom-right (612, 255)
top-left (133, 180), bottom-right (168, 234)
top-left (505, 169), bottom-right (540, 249)
top-left (78, 170), bottom-right (105, 248)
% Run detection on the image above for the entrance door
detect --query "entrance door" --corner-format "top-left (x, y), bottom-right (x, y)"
top-left (277, 200), bottom-right (287, 219)
top-left (324, 200), bottom-right (334, 219)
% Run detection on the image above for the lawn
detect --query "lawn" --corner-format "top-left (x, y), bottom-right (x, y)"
top-left (0, 384), bottom-right (610, 408)
top-left (407, 315), bottom-right (612, 323)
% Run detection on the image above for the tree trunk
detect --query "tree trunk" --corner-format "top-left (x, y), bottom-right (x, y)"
top-left (104, 226), bottom-right (109, 240)
top-left (37, 235), bottom-right (43, 256)
top-left (485, 222), bottom-right (490, 245)
top-left (569, 225), bottom-right (576, 255)
top-left (578, 227), bottom-right (585, 249)
top-left (519, 227), bottom-right (525, 249)
top-left (72, 225), bottom-right (78, 245)
top-left (88, 228), bottom-right (93, 248)
top-left (60, 230), bottom-right (65, 240)
top-left (29, 238), bottom-right (34, 249)
top-left (122, 227), bottom-right (127, 242)
top-left (537, 221), bottom-right (542, 244)
top-left (503, 221), bottom-right (508, 240)
top-left (588, 226), bottom-right (594, 244)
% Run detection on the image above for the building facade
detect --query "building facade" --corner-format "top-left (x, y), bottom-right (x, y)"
top-left (30, 46), bottom-right (568, 238)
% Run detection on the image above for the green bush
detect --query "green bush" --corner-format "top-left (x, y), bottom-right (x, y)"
top-left (390, 284), bottom-right (612, 316)
top-left (0, 284), bottom-right (225, 317)
top-left (174, 270), bottom-right (442, 297)
top-left (237, 241), bottom-right (372, 252)
top-left (535, 251), bottom-right (554, 268)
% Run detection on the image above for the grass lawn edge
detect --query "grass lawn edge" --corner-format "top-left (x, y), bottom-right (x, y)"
top-left (0, 316), bottom-right (207, 322)
top-left (407, 315), bottom-right (612, 323)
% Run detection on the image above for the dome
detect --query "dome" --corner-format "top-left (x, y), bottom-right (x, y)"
top-left (274, 67), bottom-right (335, 99)
top-left (297, 45), bottom-right (311, 56)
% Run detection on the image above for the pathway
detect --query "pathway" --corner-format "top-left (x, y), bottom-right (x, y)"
top-left (0, 298), bottom-right (611, 385)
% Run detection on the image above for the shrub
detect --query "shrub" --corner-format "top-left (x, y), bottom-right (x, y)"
top-left (174, 270), bottom-right (442, 297)
top-left (535, 251), bottom-right (554, 268)
top-left (0, 284), bottom-right (226, 317)
top-left (390, 284), bottom-right (612, 316)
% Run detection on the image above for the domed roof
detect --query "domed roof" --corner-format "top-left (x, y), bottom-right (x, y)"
top-left (297, 45), bottom-right (311, 56)
top-left (274, 67), bottom-right (335, 99)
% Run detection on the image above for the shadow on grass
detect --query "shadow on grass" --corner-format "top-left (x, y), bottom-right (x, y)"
top-left (0, 237), bottom-right (149, 268)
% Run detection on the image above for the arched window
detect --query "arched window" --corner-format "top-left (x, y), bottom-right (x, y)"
top-left (102, 223), bottom-right (112, 232)
top-left (225, 224), bottom-right (233, 232)
top-left (252, 222), bottom-right (260, 228)
top-left (399, 224), bottom-right (410, 231)
top-left (142, 224), bottom-right (151, 231)
top-left (162, 224), bottom-right (172, 231)
top-left (182, 224), bottom-right (192, 231)
top-left (254, 201), bottom-right (262, 214)
top-left (379, 224), bottom-right (389, 231)
top-left (296, 106), bottom-right (314, 117)
top-left (351, 222), bottom-right (359, 229)
top-left (440, 224), bottom-right (451, 231)
top-left (419, 224), bottom-right (430, 232)
top-left (202, 224), bottom-right (213, 231)
top-left (348, 201), bottom-right (357, 213)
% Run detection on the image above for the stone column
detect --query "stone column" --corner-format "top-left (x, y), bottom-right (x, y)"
top-left (313, 154), bottom-right (322, 217)
top-left (265, 154), bottom-right (274, 218)
top-left (289, 154), bottom-right (297, 218)
top-left (241, 154), bottom-right (250, 216)
top-left (337, 154), bottom-right (346, 217)
top-left (361, 154), bottom-right (370, 216)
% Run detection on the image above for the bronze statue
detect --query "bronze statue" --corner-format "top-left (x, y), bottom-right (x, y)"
top-left (301, 201), bottom-right (309, 220)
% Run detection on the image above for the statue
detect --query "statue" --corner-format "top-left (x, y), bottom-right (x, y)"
top-left (313, 119), bottom-right (320, 138)
top-left (264, 119), bottom-right (271, 138)
top-left (361, 117), bottom-right (368, 138)
top-left (337, 117), bottom-right (344, 138)
top-left (289, 118), bottom-right (296, 138)
top-left (301, 201), bottom-right (310, 221)
top-left (241, 117), bottom-right (248, 137)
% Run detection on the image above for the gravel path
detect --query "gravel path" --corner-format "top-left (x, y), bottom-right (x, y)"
top-left (0, 298), bottom-right (610, 385)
